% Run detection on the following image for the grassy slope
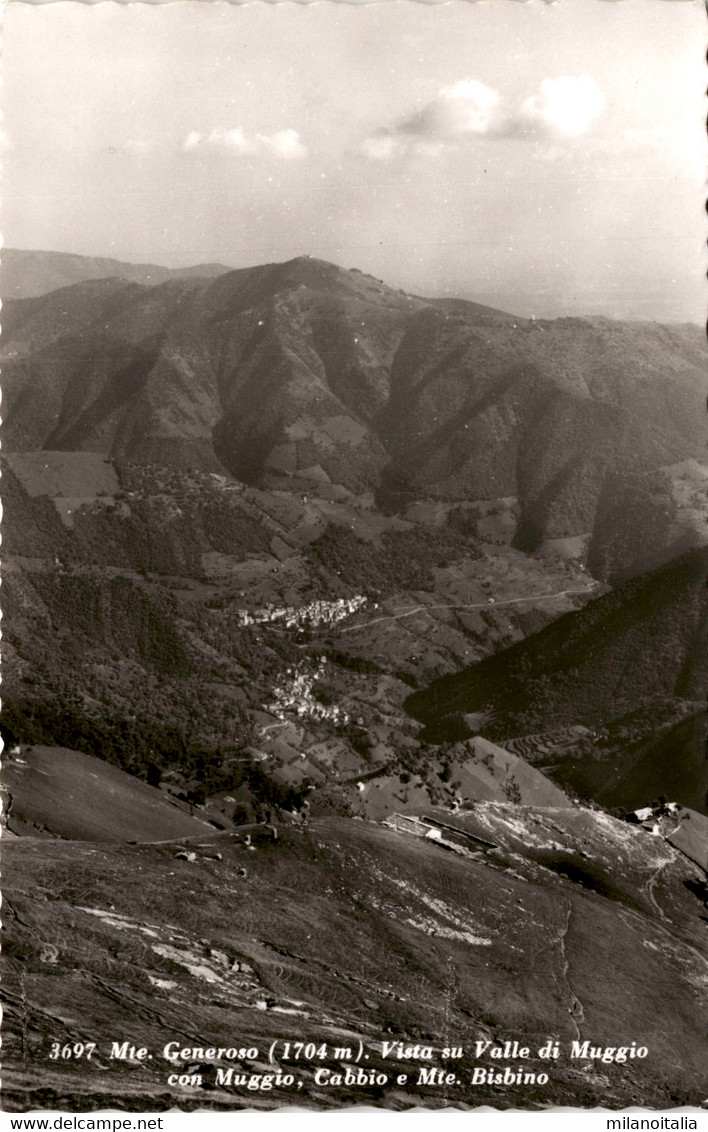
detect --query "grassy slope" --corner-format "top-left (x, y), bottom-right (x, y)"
top-left (3, 808), bottom-right (707, 1110)
top-left (3, 747), bottom-right (215, 842)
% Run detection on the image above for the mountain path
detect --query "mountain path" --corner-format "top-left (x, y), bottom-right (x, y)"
top-left (556, 903), bottom-right (585, 1040)
top-left (644, 860), bottom-right (671, 922)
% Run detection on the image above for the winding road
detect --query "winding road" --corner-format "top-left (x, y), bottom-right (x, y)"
top-left (339, 584), bottom-right (598, 635)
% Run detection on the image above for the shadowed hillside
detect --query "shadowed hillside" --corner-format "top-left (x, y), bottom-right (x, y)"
top-left (407, 548), bottom-right (708, 811)
top-left (407, 548), bottom-right (708, 732)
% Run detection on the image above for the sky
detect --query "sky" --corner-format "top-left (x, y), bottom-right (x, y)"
top-left (3, 0), bottom-right (706, 321)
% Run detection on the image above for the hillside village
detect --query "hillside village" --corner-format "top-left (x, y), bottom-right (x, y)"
top-left (236, 595), bottom-right (367, 630)
top-left (266, 660), bottom-right (349, 726)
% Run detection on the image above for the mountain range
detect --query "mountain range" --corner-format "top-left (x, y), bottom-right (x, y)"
top-left (0, 247), bottom-right (231, 299)
top-left (3, 249), bottom-right (706, 579)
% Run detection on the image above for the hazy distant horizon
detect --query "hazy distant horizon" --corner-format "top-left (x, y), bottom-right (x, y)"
top-left (6, 243), bottom-right (703, 325)
top-left (4, 0), bottom-right (705, 322)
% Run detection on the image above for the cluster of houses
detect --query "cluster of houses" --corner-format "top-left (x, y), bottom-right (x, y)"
top-left (625, 800), bottom-right (681, 835)
top-left (623, 799), bottom-right (708, 872)
top-left (236, 595), bottom-right (367, 631)
top-left (265, 660), bottom-right (349, 726)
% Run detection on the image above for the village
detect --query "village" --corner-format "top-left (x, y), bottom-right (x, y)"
top-left (265, 659), bottom-right (348, 726)
top-left (235, 595), bottom-right (367, 631)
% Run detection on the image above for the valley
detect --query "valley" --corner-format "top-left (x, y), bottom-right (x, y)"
top-left (2, 250), bottom-right (707, 1111)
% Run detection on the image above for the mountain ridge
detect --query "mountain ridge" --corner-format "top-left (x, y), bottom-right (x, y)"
top-left (0, 247), bottom-right (233, 299)
top-left (3, 253), bottom-right (706, 577)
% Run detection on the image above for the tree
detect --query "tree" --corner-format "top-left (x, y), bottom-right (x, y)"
top-left (146, 762), bottom-right (162, 788)
top-left (232, 804), bottom-right (251, 826)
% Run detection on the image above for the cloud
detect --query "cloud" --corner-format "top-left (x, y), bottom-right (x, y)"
top-left (257, 129), bottom-right (308, 160)
top-left (361, 79), bottom-right (501, 160)
top-left (519, 75), bottom-right (606, 138)
top-left (360, 134), bottom-right (405, 162)
top-left (360, 75), bottom-right (605, 160)
top-left (404, 79), bottom-right (501, 138)
top-left (183, 126), bottom-right (306, 159)
top-left (360, 133), bottom-right (443, 162)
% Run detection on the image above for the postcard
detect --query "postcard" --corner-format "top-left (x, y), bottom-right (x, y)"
top-left (1, 0), bottom-right (707, 1117)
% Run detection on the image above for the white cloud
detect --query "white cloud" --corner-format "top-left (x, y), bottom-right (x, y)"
top-left (183, 130), bottom-right (203, 151)
top-left (182, 126), bottom-right (307, 159)
top-left (258, 128), bottom-right (307, 160)
top-left (409, 79), bottom-right (501, 138)
top-left (520, 75), bottom-right (606, 137)
top-left (360, 134), bottom-right (405, 162)
top-left (361, 78), bottom-right (501, 160)
top-left (360, 74), bottom-right (606, 160)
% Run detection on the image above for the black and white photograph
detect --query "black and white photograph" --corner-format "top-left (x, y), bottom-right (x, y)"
top-left (1, 0), bottom-right (707, 1116)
